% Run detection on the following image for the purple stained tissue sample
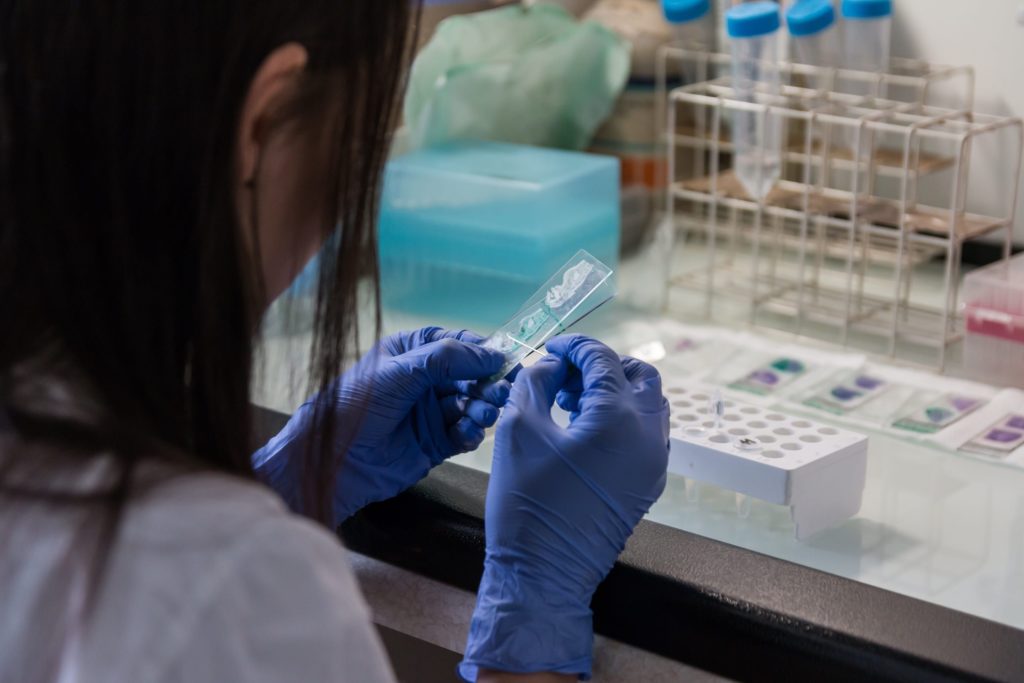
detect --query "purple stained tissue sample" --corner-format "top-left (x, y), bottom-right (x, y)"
top-left (950, 397), bottom-right (980, 412)
top-left (1005, 416), bottom-right (1024, 430)
top-left (855, 376), bottom-right (883, 390)
top-left (751, 370), bottom-right (779, 386)
top-left (675, 338), bottom-right (697, 351)
top-left (832, 386), bottom-right (863, 402)
top-left (985, 429), bottom-right (1023, 444)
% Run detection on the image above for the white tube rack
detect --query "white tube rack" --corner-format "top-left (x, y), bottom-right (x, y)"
top-left (658, 51), bottom-right (1022, 369)
top-left (665, 382), bottom-right (868, 541)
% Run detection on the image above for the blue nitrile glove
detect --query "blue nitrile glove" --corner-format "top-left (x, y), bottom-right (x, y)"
top-left (253, 327), bottom-right (512, 526)
top-left (460, 335), bottom-right (670, 681)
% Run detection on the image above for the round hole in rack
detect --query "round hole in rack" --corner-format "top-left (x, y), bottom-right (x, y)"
top-left (758, 435), bottom-right (777, 443)
top-left (781, 442), bottom-right (802, 451)
top-left (697, 407), bottom-right (708, 414)
top-left (686, 426), bottom-right (708, 437)
top-left (709, 434), bottom-right (730, 444)
top-left (749, 421), bottom-right (768, 429)
top-left (672, 400), bottom-right (693, 409)
top-left (766, 413), bottom-right (786, 421)
top-left (736, 437), bottom-right (761, 451)
top-left (762, 450), bottom-right (784, 459)
top-left (667, 387), bottom-right (686, 395)
top-left (724, 414), bottom-right (742, 422)
top-left (729, 428), bottom-right (750, 436)
top-left (800, 434), bottom-right (822, 443)
top-left (679, 414), bottom-right (699, 422)
top-left (703, 420), bottom-right (716, 428)
top-left (691, 393), bottom-right (709, 401)
top-left (670, 421), bottom-right (681, 430)
top-left (793, 420), bottom-right (813, 429)
top-left (724, 401), bottom-right (736, 408)
top-left (818, 427), bottom-right (839, 435)
top-left (740, 406), bottom-right (759, 414)
top-left (774, 428), bottom-right (794, 436)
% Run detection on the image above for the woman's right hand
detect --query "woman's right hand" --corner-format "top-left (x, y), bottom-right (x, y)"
top-left (460, 335), bottom-right (670, 681)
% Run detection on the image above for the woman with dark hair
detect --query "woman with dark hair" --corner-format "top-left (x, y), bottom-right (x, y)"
top-left (0, 2), bottom-right (669, 682)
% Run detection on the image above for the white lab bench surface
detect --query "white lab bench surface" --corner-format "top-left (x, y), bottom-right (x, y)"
top-left (454, 405), bottom-right (1024, 632)
top-left (254, 238), bottom-right (1024, 667)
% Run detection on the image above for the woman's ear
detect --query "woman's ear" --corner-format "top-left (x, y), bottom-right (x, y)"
top-left (236, 43), bottom-right (309, 189)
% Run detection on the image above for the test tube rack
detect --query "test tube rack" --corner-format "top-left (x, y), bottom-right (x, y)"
top-left (657, 50), bottom-right (1022, 369)
top-left (666, 383), bottom-right (868, 540)
top-left (657, 48), bottom-right (975, 112)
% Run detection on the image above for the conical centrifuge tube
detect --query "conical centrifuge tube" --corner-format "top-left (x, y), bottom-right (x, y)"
top-left (710, 390), bottom-right (725, 433)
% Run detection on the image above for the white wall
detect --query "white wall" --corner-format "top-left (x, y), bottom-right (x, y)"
top-left (891, 0), bottom-right (1024, 243)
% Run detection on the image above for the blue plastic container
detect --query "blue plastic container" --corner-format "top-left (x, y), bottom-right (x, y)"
top-left (379, 141), bottom-right (620, 327)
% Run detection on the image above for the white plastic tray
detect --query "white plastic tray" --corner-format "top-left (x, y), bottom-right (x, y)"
top-left (666, 382), bottom-right (869, 540)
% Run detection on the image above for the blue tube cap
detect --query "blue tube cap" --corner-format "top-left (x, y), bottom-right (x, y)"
top-left (787, 0), bottom-right (835, 37)
top-left (841, 0), bottom-right (892, 20)
top-left (726, 1), bottom-right (781, 39)
top-left (662, 0), bottom-right (710, 24)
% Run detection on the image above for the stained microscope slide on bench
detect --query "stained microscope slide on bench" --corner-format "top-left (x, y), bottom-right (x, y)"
top-left (482, 249), bottom-right (615, 379)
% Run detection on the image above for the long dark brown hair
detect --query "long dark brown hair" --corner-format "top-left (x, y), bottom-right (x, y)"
top-left (0, 0), bottom-right (418, 671)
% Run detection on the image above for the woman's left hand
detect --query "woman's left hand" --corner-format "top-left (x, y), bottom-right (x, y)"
top-left (253, 327), bottom-right (511, 525)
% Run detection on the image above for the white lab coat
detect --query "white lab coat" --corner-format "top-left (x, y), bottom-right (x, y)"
top-left (0, 462), bottom-right (396, 683)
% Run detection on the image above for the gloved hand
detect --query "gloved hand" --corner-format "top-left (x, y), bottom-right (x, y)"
top-left (253, 327), bottom-right (512, 526)
top-left (460, 335), bottom-right (669, 681)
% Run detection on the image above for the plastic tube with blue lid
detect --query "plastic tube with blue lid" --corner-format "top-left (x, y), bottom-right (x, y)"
top-left (661, 0), bottom-right (712, 85)
top-left (839, 0), bottom-right (891, 152)
top-left (727, 1), bottom-right (783, 201)
top-left (787, 0), bottom-right (838, 70)
top-left (841, 0), bottom-right (892, 89)
top-left (662, 0), bottom-right (712, 48)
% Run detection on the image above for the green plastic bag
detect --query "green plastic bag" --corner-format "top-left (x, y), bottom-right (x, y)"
top-left (404, 3), bottom-right (630, 151)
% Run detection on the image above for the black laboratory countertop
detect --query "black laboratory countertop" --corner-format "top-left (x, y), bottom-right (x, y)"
top-left (256, 405), bottom-right (1024, 683)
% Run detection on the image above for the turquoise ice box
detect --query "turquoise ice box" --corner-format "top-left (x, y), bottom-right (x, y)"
top-left (378, 141), bottom-right (620, 327)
